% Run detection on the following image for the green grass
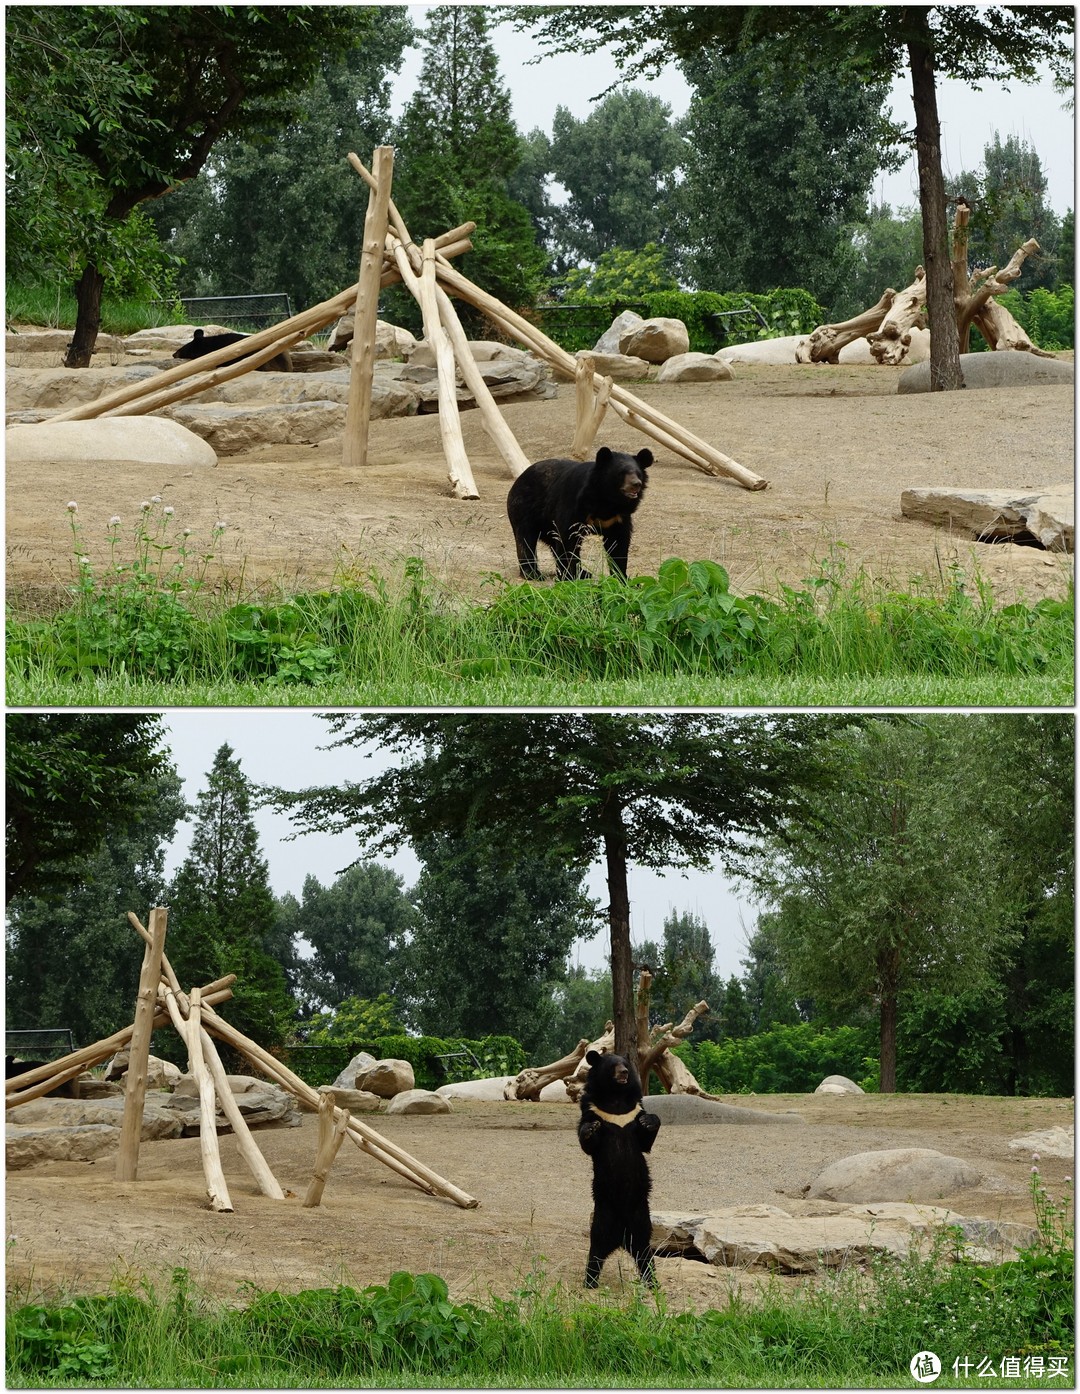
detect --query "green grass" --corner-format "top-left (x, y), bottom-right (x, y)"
top-left (6, 278), bottom-right (183, 337)
top-left (6, 506), bottom-right (1073, 709)
top-left (6, 1213), bottom-right (1074, 1389)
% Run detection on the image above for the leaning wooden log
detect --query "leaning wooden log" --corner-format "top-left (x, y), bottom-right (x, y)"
top-left (503, 1038), bottom-right (590, 1100)
top-left (431, 258), bottom-right (768, 490)
top-left (303, 1089), bottom-right (352, 1207)
top-left (639, 998), bottom-right (711, 1086)
top-left (185, 986), bottom-right (234, 1211)
top-left (4, 984), bottom-right (235, 1107)
top-left (570, 353), bottom-right (614, 460)
top-left (200, 1005), bottom-right (480, 1209)
top-left (421, 238), bottom-right (478, 498)
top-left (867, 267), bottom-right (927, 365)
top-left (116, 906), bottom-right (168, 1182)
top-left (343, 144), bottom-right (395, 470)
top-left (795, 289), bottom-right (898, 364)
top-left (46, 228), bottom-right (473, 425)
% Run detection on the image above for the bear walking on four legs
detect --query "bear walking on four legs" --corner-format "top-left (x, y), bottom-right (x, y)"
top-left (172, 328), bottom-right (292, 373)
top-left (506, 446), bottom-right (652, 581)
top-left (577, 1048), bottom-right (661, 1288)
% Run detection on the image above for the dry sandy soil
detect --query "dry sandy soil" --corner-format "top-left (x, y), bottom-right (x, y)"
top-left (6, 359), bottom-right (1074, 613)
top-left (6, 1092), bottom-right (1073, 1310)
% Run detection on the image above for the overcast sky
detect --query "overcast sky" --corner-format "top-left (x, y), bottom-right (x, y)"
top-left (158, 711), bottom-right (760, 982)
top-left (389, 6), bottom-right (1075, 216)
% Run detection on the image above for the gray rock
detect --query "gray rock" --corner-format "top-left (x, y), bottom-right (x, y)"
top-left (7, 1123), bottom-right (120, 1169)
top-left (6, 365), bottom-right (160, 409)
top-left (618, 317), bottom-right (690, 364)
top-left (900, 485), bottom-right (1073, 552)
top-left (594, 310), bottom-right (645, 355)
top-left (331, 1052), bottom-right (379, 1091)
top-left (164, 1076), bottom-right (302, 1133)
top-left (6, 1094), bottom-right (183, 1141)
top-left (7, 330), bottom-right (128, 358)
top-left (897, 349), bottom-right (1073, 393)
top-left (166, 400), bottom-right (347, 454)
top-left (808, 1148), bottom-right (984, 1202)
top-left (815, 1075), bottom-right (864, 1095)
top-left (436, 1077), bottom-right (516, 1101)
top-left (1007, 1126), bottom-right (1074, 1159)
top-left (644, 1094), bottom-right (804, 1126)
top-left (6, 417), bottom-right (217, 469)
top-left (573, 350), bottom-right (652, 380)
top-left (717, 335), bottom-right (803, 365)
top-left (319, 1087), bottom-right (384, 1112)
top-left (385, 1089), bottom-right (452, 1115)
top-left (655, 352), bottom-right (734, 384)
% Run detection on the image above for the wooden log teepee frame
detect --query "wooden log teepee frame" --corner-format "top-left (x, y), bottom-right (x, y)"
top-left (40, 146), bottom-right (766, 496)
top-left (5, 907), bottom-right (478, 1213)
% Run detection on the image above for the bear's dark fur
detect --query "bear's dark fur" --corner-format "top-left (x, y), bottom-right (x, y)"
top-left (172, 328), bottom-right (291, 373)
top-left (577, 1047), bottom-right (661, 1288)
top-left (506, 445), bottom-right (652, 580)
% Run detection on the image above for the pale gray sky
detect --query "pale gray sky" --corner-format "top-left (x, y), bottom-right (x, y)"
top-left (390, 6), bottom-right (1075, 216)
top-left (158, 711), bottom-right (758, 982)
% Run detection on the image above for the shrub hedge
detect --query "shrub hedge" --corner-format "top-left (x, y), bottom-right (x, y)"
top-left (674, 1023), bottom-right (877, 1094)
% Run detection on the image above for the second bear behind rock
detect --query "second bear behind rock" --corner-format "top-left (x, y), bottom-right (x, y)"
top-left (506, 446), bottom-right (652, 580)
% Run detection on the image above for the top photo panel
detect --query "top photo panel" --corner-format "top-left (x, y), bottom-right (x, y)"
top-left (6, 5), bottom-right (1073, 709)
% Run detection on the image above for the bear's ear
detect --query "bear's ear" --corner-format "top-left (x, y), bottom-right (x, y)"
top-left (585, 1049), bottom-right (602, 1067)
top-left (193, 329), bottom-right (204, 341)
top-left (636, 449), bottom-right (653, 470)
top-left (595, 447), bottom-right (613, 467)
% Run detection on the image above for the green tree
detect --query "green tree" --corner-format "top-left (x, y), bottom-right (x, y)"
top-left (147, 13), bottom-right (413, 310)
top-left (737, 718), bottom-right (1023, 1091)
top-left (544, 90), bottom-right (688, 270)
top-left (6, 714), bottom-right (173, 903)
top-left (265, 714), bottom-right (837, 1061)
top-left (563, 244), bottom-right (678, 300)
top-left (275, 863), bottom-right (414, 1014)
top-left (945, 133), bottom-right (1062, 292)
top-left (530, 966), bottom-right (613, 1064)
top-left (509, 5), bottom-right (1073, 390)
top-left (679, 50), bottom-right (897, 311)
top-left (167, 744), bottom-right (293, 1052)
top-left (839, 203), bottom-right (926, 322)
top-left (635, 909), bottom-right (723, 1041)
top-left (390, 7), bottom-right (546, 328)
top-left (6, 769), bottom-right (187, 1047)
top-left (716, 977), bottom-right (755, 1040)
top-left (740, 913), bottom-right (804, 1032)
top-left (6, 5), bottom-right (373, 365)
top-left (405, 828), bottom-right (600, 1053)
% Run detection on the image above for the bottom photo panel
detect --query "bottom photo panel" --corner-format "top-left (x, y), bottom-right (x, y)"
top-left (5, 709), bottom-right (1074, 1390)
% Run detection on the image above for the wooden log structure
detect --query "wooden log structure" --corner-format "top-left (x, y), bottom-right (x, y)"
top-left (569, 353), bottom-right (614, 460)
top-left (115, 906), bottom-right (168, 1181)
top-left (303, 1089), bottom-right (352, 1207)
top-left (343, 144), bottom-right (395, 470)
top-left (952, 202), bottom-right (1052, 357)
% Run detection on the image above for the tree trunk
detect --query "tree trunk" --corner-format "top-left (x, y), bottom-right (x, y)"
top-left (877, 945), bottom-right (901, 1093)
top-left (64, 262), bottom-right (106, 368)
top-left (907, 17), bottom-right (964, 391)
top-left (602, 811), bottom-right (636, 1059)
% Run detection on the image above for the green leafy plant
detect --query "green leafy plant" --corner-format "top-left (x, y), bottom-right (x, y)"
top-left (676, 1023), bottom-right (877, 1094)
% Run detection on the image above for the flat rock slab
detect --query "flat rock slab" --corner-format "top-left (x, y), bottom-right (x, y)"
top-left (898, 349), bottom-right (1074, 393)
top-left (386, 1089), bottom-right (452, 1115)
top-left (6, 416), bottom-right (217, 469)
top-left (7, 1122), bottom-right (120, 1169)
top-left (1008, 1126), bottom-right (1074, 1158)
top-left (656, 352), bottom-right (734, 384)
top-left (652, 1202), bottom-right (1036, 1272)
top-left (901, 484), bottom-right (1073, 552)
top-left (645, 1094), bottom-right (804, 1126)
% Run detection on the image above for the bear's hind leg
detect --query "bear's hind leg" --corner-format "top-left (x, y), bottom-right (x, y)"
top-left (627, 1206), bottom-right (658, 1287)
top-left (584, 1211), bottom-right (618, 1288)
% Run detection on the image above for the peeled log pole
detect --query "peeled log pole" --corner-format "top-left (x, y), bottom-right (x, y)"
top-left (343, 144), bottom-right (395, 470)
top-left (187, 986), bottom-right (233, 1212)
top-left (115, 906), bottom-right (168, 1181)
top-left (570, 353), bottom-right (613, 460)
top-left (106, 330), bottom-right (306, 419)
top-left (200, 1005), bottom-right (479, 1209)
top-left (303, 1090), bottom-right (352, 1207)
top-left (430, 257), bottom-right (767, 490)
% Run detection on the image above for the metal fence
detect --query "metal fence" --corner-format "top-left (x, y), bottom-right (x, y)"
top-left (6, 1028), bottom-right (75, 1060)
top-left (157, 292), bottom-right (294, 332)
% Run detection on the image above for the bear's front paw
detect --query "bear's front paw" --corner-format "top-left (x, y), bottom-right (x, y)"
top-left (579, 1117), bottom-right (602, 1145)
top-left (638, 1111), bottom-right (660, 1137)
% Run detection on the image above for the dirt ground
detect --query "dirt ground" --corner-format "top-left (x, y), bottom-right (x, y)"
top-left (6, 1092), bottom-right (1073, 1310)
top-left (5, 359), bottom-right (1074, 613)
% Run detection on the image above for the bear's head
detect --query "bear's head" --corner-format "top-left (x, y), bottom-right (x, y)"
top-left (595, 447), bottom-right (652, 505)
top-left (584, 1048), bottom-right (644, 1109)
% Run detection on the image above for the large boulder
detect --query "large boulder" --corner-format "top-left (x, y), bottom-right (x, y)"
top-left (104, 1051), bottom-right (182, 1089)
top-left (7, 329), bottom-right (128, 359)
top-left (7, 1122), bottom-right (121, 1169)
top-left (320, 1087), bottom-right (384, 1113)
top-left (900, 484), bottom-right (1073, 552)
top-left (385, 1089), bottom-right (452, 1116)
top-left (618, 317), bottom-right (690, 364)
top-left (815, 1075), bottom-right (864, 1095)
top-left (407, 338), bottom-right (533, 368)
top-left (164, 400), bottom-right (358, 454)
top-left (808, 1148), bottom-right (985, 1203)
top-left (436, 1077), bottom-right (515, 1101)
top-left (573, 349), bottom-right (652, 380)
top-left (331, 1052), bottom-right (379, 1091)
top-left (6, 1093), bottom-right (184, 1140)
top-left (6, 365), bottom-right (160, 410)
top-left (655, 352), bottom-right (734, 384)
top-left (594, 310), bottom-right (645, 355)
top-left (1008, 1127), bottom-right (1074, 1159)
top-left (898, 349), bottom-right (1073, 394)
top-left (6, 416), bottom-right (217, 470)
top-left (356, 1058), bottom-right (415, 1098)
top-left (165, 1074), bottom-right (303, 1132)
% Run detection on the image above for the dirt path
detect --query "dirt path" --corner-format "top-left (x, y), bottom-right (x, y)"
top-left (6, 1093), bottom-right (1072, 1309)
top-left (6, 362), bottom-right (1073, 613)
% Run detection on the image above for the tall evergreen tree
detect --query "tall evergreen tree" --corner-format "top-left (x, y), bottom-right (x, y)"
top-left (390, 7), bottom-right (545, 326)
top-left (635, 909), bottom-right (723, 1041)
top-left (167, 744), bottom-right (294, 1051)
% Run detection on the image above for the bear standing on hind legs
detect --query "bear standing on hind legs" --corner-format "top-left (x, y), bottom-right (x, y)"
top-left (506, 445), bottom-right (652, 581)
top-left (578, 1048), bottom-right (661, 1288)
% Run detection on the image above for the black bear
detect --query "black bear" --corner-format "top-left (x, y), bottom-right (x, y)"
top-left (173, 328), bottom-right (291, 372)
top-left (577, 1048), bottom-right (661, 1288)
top-left (506, 445), bottom-right (652, 580)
